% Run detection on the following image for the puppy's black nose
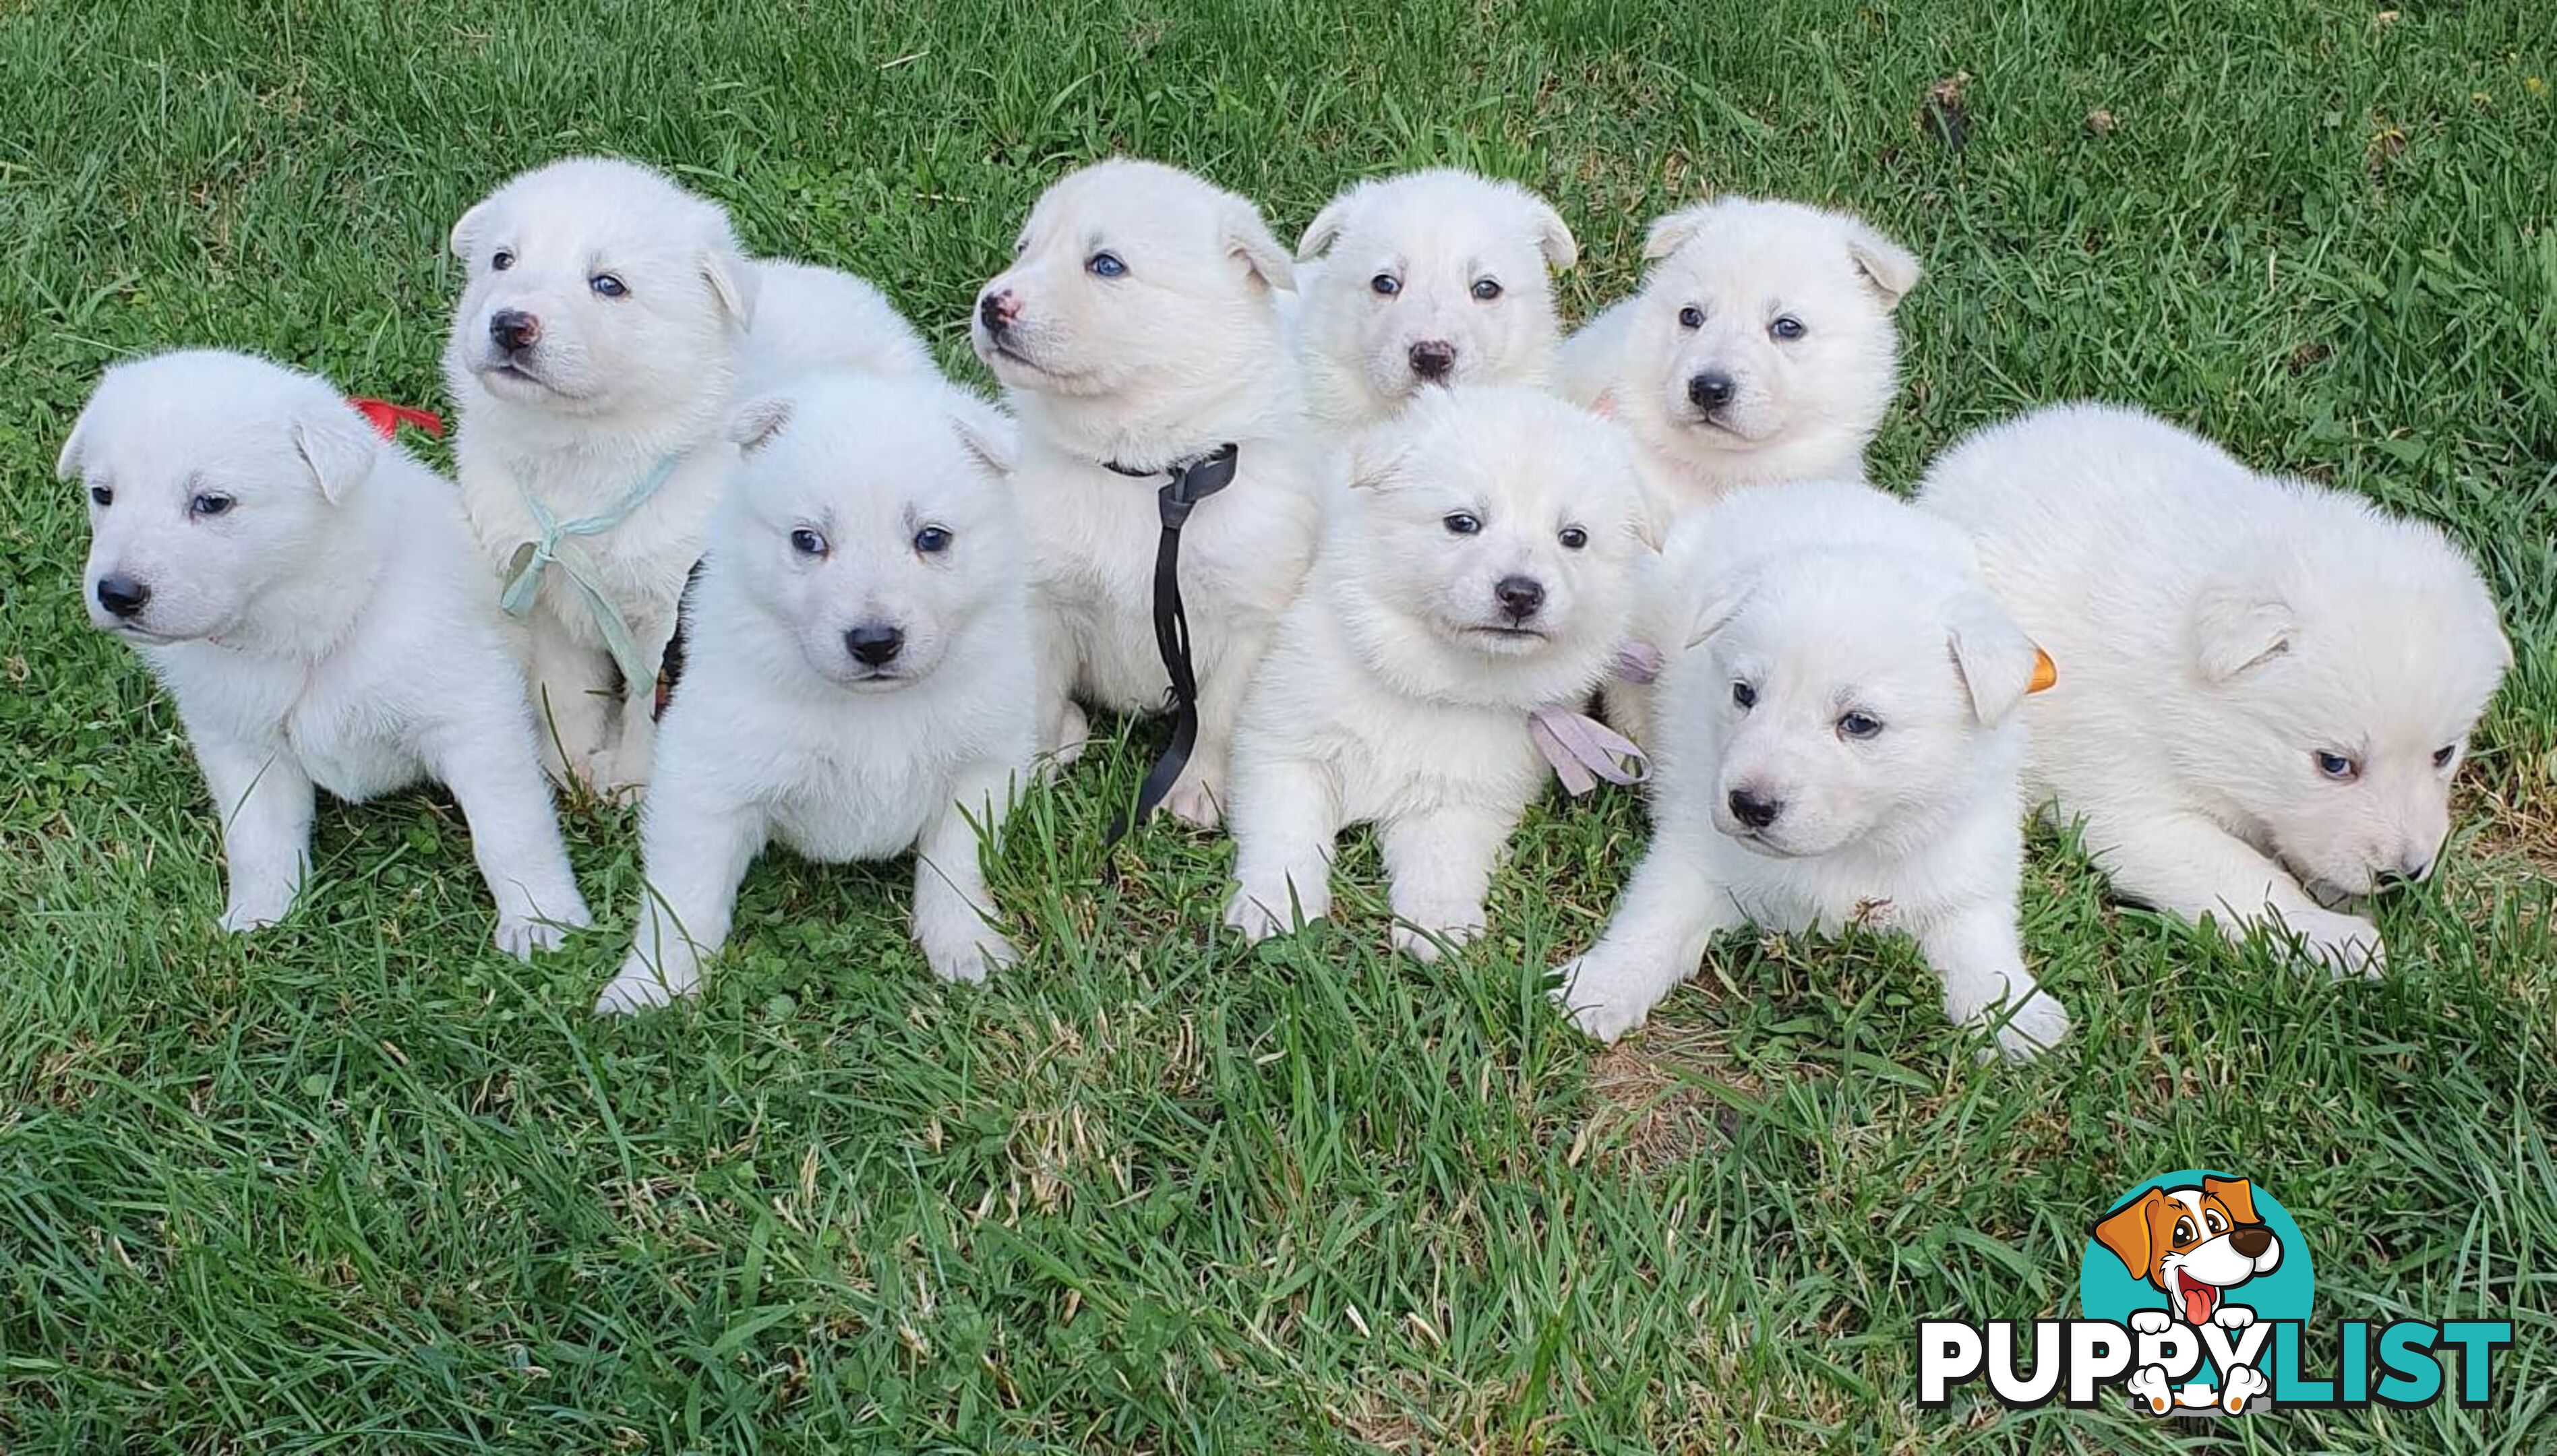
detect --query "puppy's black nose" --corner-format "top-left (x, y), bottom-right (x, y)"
top-left (1494, 574), bottom-right (1544, 621)
top-left (2229, 1225), bottom-right (2273, 1258)
top-left (1688, 371), bottom-right (1736, 411)
top-left (2385, 849), bottom-right (2437, 886)
top-left (95, 574), bottom-right (150, 619)
top-left (977, 290), bottom-right (1019, 334)
top-left (1727, 787), bottom-right (1784, 830)
top-left (1408, 339), bottom-right (1457, 380)
top-left (845, 624), bottom-right (904, 667)
top-left (489, 309), bottom-right (541, 353)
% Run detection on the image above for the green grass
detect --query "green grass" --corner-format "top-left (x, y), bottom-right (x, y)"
top-left (3, 0), bottom-right (2555, 1449)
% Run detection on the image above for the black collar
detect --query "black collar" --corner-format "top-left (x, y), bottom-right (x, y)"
top-left (1102, 442), bottom-right (1238, 481)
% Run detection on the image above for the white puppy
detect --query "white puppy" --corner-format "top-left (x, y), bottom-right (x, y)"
top-left (1919, 403), bottom-right (2511, 975)
top-left (1559, 197), bottom-right (1919, 516)
top-left (1224, 386), bottom-right (1650, 958)
top-left (740, 258), bottom-right (935, 394)
top-left (1556, 481), bottom-right (2070, 1059)
top-left (1289, 169), bottom-right (1578, 431)
top-left (444, 156), bottom-right (927, 795)
top-left (597, 372), bottom-right (1033, 1014)
top-left (971, 158), bottom-right (1324, 826)
top-left (61, 351), bottom-right (591, 957)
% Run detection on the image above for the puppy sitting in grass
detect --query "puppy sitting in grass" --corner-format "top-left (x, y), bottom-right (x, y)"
top-left (1919, 403), bottom-right (2511, 975)
top-left (1561, 198), bottom-right (1919, 517)
top-left (1555, 481), bottom-right (2070, 1060)
top-left (61, 350), bottom-right (591, 958)
top-left (596, 373), bottom-right (1032, 1014)
top-left (1224, 386), bottom-right (1651, 960)
top-left (1288, 169), bottom-right (1580, 433)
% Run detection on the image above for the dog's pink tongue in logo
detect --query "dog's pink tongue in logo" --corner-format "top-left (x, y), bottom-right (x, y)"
top-left (2175, 1273), bottom-right (2219, 1325)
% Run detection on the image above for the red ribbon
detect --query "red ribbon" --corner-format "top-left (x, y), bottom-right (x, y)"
top-left (347, 397), bottom-right (446, 440)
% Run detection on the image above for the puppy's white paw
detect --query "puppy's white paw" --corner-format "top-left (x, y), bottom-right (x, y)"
top-left (1391, 917), bottom-right (1482, 963)
top-left (2124, 1363), bottom-right (2174, 1417)
top-left (1223, 888), bottom-right (1292, 944)
top-left (1553, 955), bottom-right (1655, 1044)
top-left (2220, 1364), bottom-right (2269, 1415)
top-left (2289, 908), bottom-right (2386, 980)
top-left (2214, 1304), bottom-right (2256, 1331)
top-left (1989, 987), bottom-right (2071, 1061)
top-left (2128, 1309), bottom-right (2173, 1336)
top-left (586, 744), bottom-right (651, 803)
top-left (925, 931), bottom-right (1015, 984)
top-left (495, 916), bottom-right (570, 961)
top-left (1050, 702), bottom-right (1091, 769)
top-left (595, 960), bottom-right (690, 1015)
top-left (218, 892), bottom-right (296, 935)
top-left (1160, 773), bottom-right (1224, 828)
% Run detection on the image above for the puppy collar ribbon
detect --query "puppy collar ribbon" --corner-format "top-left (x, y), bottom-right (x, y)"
top-left (1531, 708), bottom-right (1650, 795)
top-left (346, 398), bottom-right (446, 439)
top-left (498, 458), bottom-right (678, 694)
top-left (1098, 442), bottom-right (1240, 853)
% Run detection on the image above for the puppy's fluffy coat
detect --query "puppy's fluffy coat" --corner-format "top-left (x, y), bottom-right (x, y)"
top-left (62, 350), bottom-right (590, 957)
top-left (971, 158), bottom-right (1325, 826)
top-left (1289, 169), bottom-right (1578, 431)
top-left (1919, 403), bottom-right (2510, 974)
top-left (1557, 481), bottom-right (2070, 1059)
top-left (598, 373), bottom-right (1032, 1014)
top-left (1224, 386), bottom-right (1650, 958)
top-left (1561, 198), bottom-right (1919, 516)
top-left (444, 156), bottom-right (927, 795)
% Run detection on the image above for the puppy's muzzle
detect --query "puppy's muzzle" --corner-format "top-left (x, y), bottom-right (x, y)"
top-left (95, 574), bottom-right (151, 621)
top-left (845, 623), bottom-right (905, 667)
top-left (1408, 339), bottom-right (1456, 381)
top-left (1726, 786), bottom-right (1784, 830)
top-left (489, 309), bottom-right (542, 355)
top-left (1687, 370), bottom-right (1737, 413)
top-left (977, 289), bottom-right (1021, 336)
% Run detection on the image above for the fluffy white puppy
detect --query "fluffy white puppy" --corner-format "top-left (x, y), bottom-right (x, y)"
top-left (444, 156), bottom-right (927, 795)
top-left (1288, 169), bottom-right (1578, 431)
top-left (971, 158), bottom-right (1324, 826)
top-left (1919, 403), bottom-right (2510, 975)
top-left (61, 350), bottom-right (591, 957)
top-left (1556, 481), bottom-right (2070, 1059)
top-left (1559, 197), bottom-right (1919, 516)
top-left (597, 372), bottom-right (1033, 1014)
top-left (1224, 386), bottom-right (1650, 958)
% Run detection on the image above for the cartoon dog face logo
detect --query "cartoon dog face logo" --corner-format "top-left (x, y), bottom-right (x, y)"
top-left (2095, 1176), bottom-right (2283, 1327)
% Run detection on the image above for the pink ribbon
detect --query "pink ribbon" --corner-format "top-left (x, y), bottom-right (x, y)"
top-left (1530, 707), bottom-right (1650, 795)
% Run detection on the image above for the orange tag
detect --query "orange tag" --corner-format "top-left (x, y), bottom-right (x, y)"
top-left (2028, 646), bottom-right (2058, 694)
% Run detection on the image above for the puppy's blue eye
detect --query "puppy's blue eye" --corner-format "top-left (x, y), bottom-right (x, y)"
top-left (913, 525), bottom-right (952, 554)
top-left (790, 528), bottom-right (827, 557)
top-left (1677, 305), bottom-right (1704, 329)
top-left (2432, 744), bottom-right (2458, 770)
top-left (1838, 711), bottom-right (1884, 739)
top-left (589, 273), bottom-right (628, 299)
top-left (1731, 681), bottom-right (1756, 710)
top-left (1443, 512), bottom-right (1481, 536)
top-left (1769, 315), bottom-right (1806, 341)
top-left (2316, 750), bottom-right (2359, 781)
top-left (1371, 273), bottom-right (1401, 296)
top-left (89, 485), bottom-right (113, 508)
top-left (1558, 526), bottom-right (1588, 549)
top-left (1470, 277), bottom-right (1502, 301)
top-left (491, 249), bottom-right (515, 272)
top-left (189, 493), bottom-right (234, 518)
top-left (1086, 251), bottom-right (1126, 278)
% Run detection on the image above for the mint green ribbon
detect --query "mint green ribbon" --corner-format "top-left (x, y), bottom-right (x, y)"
top-left (498, 457), bottom-right (678, 693)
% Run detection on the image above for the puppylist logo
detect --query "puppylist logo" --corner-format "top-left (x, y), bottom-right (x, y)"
top-left (1918, 1170), bottom-right (2513, 1416)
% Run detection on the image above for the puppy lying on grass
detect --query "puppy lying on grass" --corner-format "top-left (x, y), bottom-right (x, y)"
top-left (1920, 402), bottom-right (2510, 975)
top-left (597, 373), bottom-right (1032, 1014)
top-left (1224, 386), bottom-right (1652, 960)
top-left (62, 350), bottom-right (590, 958)
top-left (1556, 481), bottom-right (2070, 1060)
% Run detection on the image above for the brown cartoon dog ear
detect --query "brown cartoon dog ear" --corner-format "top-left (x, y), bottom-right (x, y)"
top-left (2203, 1176), bottom-right (2260, 1225)
top-left (2095, 1190), bottom-right (2163, 1278)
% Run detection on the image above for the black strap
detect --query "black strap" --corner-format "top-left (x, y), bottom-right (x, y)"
top-left (1100, 442), bottom-right (1240, 854)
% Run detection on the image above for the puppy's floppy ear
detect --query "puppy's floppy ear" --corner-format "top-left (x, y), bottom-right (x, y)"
top-left (448, 198), bottom-right (492, 262)
top-left (1224, 200), bottom-right (1295, 293)
top-left (1681, 570), bottom-right (1757, 648)
top-left (2093, 1190), bottom-right (2163, 1279)
top-left (55, 402), bottom-right (96, 482)
top-left (947, 397), bottom-right (1019, 478)
top-left (1295, 189), bottom-right (1358, 262)
top-left (1641, 201), bottom-right (1720, 262)
top-left (1525, 195), bottom-right (1580, 272)
top-left (2202, 1176), bottom-right (2260, 1227)
top-left (1945, 590), bottom-right (2041, 725)
top-left (728, 394), bottom-right (793, 455)
top-left (701, 244), bottom-right (759, 329)
top-left (293, 403), bottom-right (380, 505)
top-left (1839, 216), bottom-right (1922, 309)
top-left (2191, 578), bottom-right (2295, 681)
top-left (1342, 419), bottom-right (1416, 493)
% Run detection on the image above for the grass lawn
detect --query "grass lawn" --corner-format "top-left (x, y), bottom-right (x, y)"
top-left (4, 0), bottom-right (2554, 1449)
